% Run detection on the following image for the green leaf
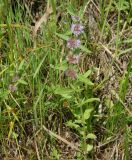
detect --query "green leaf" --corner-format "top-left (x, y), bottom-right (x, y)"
top-left (53, 86), bottom-right (73, 99)
top-left (12, 132), bottom-right (18, 139)
top-left (66, 121), bottom-right (80, 129)
top-left (50, 0), bottom-right (56, 14)
top-left (119, 48), bottom-right (132, 57)
top-left (87, 144), bottom-right (93, 152)
top-left (56, 33), bottom-right (68, 41)
top-left (50, 61), bottom-right (68, 71)
top-left (123, 38), bottom-right (132, 44)
top-left (33, 53), bottom-right (48, 78)
top-left (79, 45), bottom-right (91, 54)
top-left (0, 90), bottom-right (8, 100)
top-left (83, 70), bottom-right (92, 78)
top-left (18, 79), bottom-right (28, 85)
top-left (86, 133), bottom-right (97, 139)
top-left (126, 115), bottom-right (132, 123)
top-left (67, 4), bottom-right (76, 15)
top-left (80, 130), bottom-right (85, 136)
top-left (78, 75), bottom-right (94, 86)
top-left (60, 94), bottom-right (72, 99)
top-left (70, 84), bottom-right (83, 93)
top-left (75, 119), bottom-right (85, 124)
top-left (18, 59), bottom-right (25, 70)
top-left (52, 148), bottom-right (60, 159)
top-left (83, 108), bottom-right (93, 120)
top-left (115, 1), bottom-right (129, 11)
top-left (82, 98), bottom-right (100, 104)
top-left (119, 57), bottom-right (132, 100)
top-left (78, 98), bottom-right (100, 108)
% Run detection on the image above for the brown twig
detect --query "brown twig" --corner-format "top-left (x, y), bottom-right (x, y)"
top-left (42, 125), bottom-right (80, 152)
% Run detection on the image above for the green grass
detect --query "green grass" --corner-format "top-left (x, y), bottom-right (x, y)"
top-left (0, 0), bottom-right (132, 159)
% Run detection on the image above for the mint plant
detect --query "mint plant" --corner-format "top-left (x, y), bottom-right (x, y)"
top-left (55, 13), bottom-right (100, 159)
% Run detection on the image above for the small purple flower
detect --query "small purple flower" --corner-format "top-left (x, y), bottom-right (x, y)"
top-left (67, 38), bottom-right (81, 49)
top-left (71, 15), bottom-right (80, 21)
top-left (8, 84), bottom-right (17, 92)
top-left (71, 24), bottom-right (84, 36)
top-left (65, 69), bottom-right (77, 79)
top-left (66, 54), bottom-right (80, 64)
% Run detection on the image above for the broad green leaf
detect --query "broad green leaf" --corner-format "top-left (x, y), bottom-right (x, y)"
top-left (54, 87), bottom-right (73, 94)
top-left (18, 59), bottom-right (25, 70)
top-left (79, 45), bottom-right (91, 54)
top-left (126, 115), bottom-right (132, 123)
top-left (18, 79), bottom-right (28, 85)
top-left (78, 75), bottom-right (94, 86)
top-left (105, 99), bottom-right (114, 108)
top-left (66, 121), bottom-right (80, 129)
top-left (86, 133), bottom-right (97, 139)
top-left (75, 119), bottom-right (85, 124)
top-left (80, 130), bottom-right (85, 136)
top-left (12, 132), bottom-right (18, 139)
top-left (67, 4), bottom-right (76, 15)
top-left (0, 90), bottom-right (8, 100)
top-left (82, 98), bottom-right (100, 104)
top-left (83, 108), bottom-right (93, 120)
top-left (59, 94), bottom-right (72, 99)
top-left (83, 70), bottom-right (92, 78)
top-left (115, 1), bottom-right (129, 11)
top-left (78, 98), bottom-right (100, 108)
top-left (56, 33), bottom-right (68, 41)
top-left (52, 148), bottom-right (60, 159)
top-left (87, 144), bottom-right (93, 152)
top-left (53, 86), bottom-right (73, 99)
top-left (70, 84), bottom-right (83, 93)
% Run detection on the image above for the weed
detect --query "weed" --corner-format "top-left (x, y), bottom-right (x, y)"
top-left (0, 0), bottom-right (131, 159)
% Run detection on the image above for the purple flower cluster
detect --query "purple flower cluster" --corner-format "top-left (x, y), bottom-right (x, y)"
top-left (71, 24), bottom-right (84, 36)
top-left (8, 75), bottom-right (19, 92)
top-left (65, 69), bottom-right (77, 80)
top-left (67, 38), bottom-right (81, 49)
top-left (66, 15), bottom-right (84, 50)
top-left (8, 84), bottom-right (17, 92)
top-left (65, 15), bottom-right (84, 79)
top-left (66, 54), bottom-right (80, 64)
